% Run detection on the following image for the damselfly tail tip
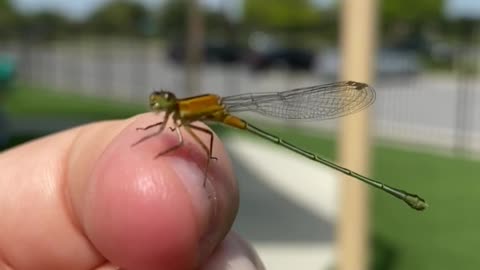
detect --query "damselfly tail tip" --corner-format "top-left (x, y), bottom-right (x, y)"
top-left (404, 194), bottom-right (428, 211)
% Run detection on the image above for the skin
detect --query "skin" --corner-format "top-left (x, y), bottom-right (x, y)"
top-left (0, 113), bottom-right (264, 270)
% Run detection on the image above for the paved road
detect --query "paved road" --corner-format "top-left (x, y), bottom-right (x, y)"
top-left (225, 135), bottom-right (339, 269)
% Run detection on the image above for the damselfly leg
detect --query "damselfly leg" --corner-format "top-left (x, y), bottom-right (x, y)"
top-left (184, 123), bottom-right (218, 185)
top-left (132, 113), bottom-right (171, 146)
top-left (134, 116), bottom-right (217, 185)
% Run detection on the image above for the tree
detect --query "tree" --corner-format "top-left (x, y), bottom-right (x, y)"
top-left (381, 0), bottom-right (443, 36)
top-left (381, 0), bottom-right (443, 25)
top-left (157, 0), bottom-right (189, 38)
top-left (380, 0), bottom-right (444, 48)
top-left (244, 0), bottom-right (321, 31)
top-left (0, 0), bottom-right (23, 38)
top-left (158, 0), bottom-right (239, 39)
top-left (88, 0), bottom-right (149, 36)
top-left (25, 12), bottom-right (73, 39)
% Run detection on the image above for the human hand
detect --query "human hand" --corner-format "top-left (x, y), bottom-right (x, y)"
top-left (0, 113), bottom-right (264, 270)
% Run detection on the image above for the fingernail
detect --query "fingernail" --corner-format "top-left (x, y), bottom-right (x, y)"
top-left (168, 156), bottom-right (216, 237)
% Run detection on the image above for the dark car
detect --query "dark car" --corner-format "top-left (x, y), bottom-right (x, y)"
top-left (247, 47), bottom-right (314, 71)
top-left (167, 41), bottom-right (244, 64)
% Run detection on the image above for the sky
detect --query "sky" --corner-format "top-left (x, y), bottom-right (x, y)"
top-left (445, 0), bottom-right (480, 19)
top-left (11, 0), bottom-right (480, 21)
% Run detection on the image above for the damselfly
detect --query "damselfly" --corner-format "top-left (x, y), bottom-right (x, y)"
top-left (133, 81), bottom-right (427, 211)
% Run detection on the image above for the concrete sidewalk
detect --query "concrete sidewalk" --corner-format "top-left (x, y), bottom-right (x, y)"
top-left (224, 135), bottom-right (338, 270)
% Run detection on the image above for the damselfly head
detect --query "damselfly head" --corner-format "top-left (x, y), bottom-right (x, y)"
top-left (149, 91), bottom-right (177, 112)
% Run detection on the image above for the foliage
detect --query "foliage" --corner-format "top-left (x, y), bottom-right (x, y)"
top-left (4, 84), bottom-right (144, 120)
top-left (0, 0), bottom-right (24, 37)
top-left (244, 0), bottom-right (321, 31)
top-left (24, 11), bottom-right (75, 39)
top-left (0, 0), bottom-right (451, 41)
top-left (87, 0), bottom-right (150, 36)
top-left (379, 0), bottom-right (444, 48)
top-left (381, 0), bottom-right (443, 24)
top-left (157, 0), bottom-right (188, 38)
top-left (158, 0), bottom-right (240, 40)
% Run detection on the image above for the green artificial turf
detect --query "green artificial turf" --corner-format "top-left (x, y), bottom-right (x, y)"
top-left (372, 146), bottom-right (480, 270)
top-left (3, 84), bottom-right (145, 120)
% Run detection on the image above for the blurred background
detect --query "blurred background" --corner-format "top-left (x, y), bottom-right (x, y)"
top-left (0, 0), bottom-right (479, 269)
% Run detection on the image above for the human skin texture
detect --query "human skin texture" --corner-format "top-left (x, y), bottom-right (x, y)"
top-left (0, 113), bottom-right (264, 270)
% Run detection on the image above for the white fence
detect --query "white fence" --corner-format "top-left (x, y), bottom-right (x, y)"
top-left (2, 40), bottom-right (480, 155)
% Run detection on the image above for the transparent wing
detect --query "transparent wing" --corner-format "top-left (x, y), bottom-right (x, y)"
top-left (221, 81), bottom-right (376, 120)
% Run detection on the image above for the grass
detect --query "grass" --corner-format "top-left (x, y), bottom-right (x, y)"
top-left (372, 146), bottom-right (480, 270)
top-left (3, 84), bottom-right (145, 120)
top-left (3, 85), bottom-right (479, 269)
top-left (216, 123), bottom-right (480, 270)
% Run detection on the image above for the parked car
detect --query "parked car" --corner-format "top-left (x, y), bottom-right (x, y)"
top-left (247, 47), bottom-right (314, 71)
top-left (167, 41), bottom-right (244, 64)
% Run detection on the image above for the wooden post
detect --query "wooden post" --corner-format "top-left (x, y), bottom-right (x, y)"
top-left (185, 0), bottom-right (204, 96)
top-left (337, 0), bottom-right (377, 270)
